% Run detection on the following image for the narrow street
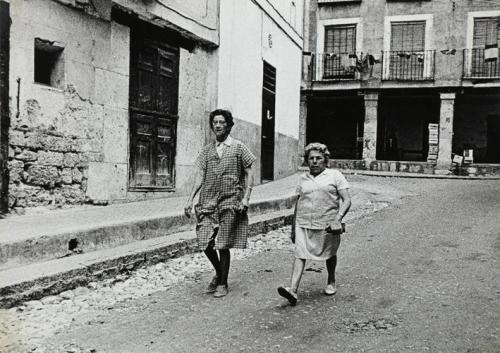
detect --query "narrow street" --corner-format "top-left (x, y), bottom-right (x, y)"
top-left (2, 177), bottom-right (499, 353)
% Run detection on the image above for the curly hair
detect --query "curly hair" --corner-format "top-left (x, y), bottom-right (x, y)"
top-left (304, 142), bottom-right (330, 163)
top-left (209, 109), bottom-right (235, 131)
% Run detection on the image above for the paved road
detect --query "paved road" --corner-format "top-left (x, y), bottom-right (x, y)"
top-left (3, 178), bottom-right (500, 353)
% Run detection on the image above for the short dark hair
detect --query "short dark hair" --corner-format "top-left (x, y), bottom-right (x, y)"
top-left (209, 109), bottom-right (235, 130)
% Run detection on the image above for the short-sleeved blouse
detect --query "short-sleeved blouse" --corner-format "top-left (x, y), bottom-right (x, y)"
top-left (295, 168), bottom-right (349, 230)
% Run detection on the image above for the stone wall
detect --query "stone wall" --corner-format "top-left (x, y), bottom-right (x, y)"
top-left (7, 0), bottom-right (219, 210)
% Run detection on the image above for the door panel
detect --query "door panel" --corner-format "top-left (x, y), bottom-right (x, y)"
top-left (129, 33), bottom-right (179, 189)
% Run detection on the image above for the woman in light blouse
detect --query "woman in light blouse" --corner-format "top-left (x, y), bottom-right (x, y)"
top-left (278, 142), bottom-right (351, 305)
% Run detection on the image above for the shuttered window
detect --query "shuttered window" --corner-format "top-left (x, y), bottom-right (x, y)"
top-left (390, 21), bottom-right (425, 51)
top-left (324, 25), bottom-right (356, 54)
top-left (473, 17), bottom-right (500, 47)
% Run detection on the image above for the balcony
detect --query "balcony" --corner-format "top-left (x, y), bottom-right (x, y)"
top-left (309, 52), bottom-right (365, 81)
top-left (381, 50), bottom-right (435, 81)
top-left (463, 48), bottom-right (500, 79)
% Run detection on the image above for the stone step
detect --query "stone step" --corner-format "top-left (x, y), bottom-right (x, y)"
top-left (0, 208), bottom-right (293, 308)
top-left (0, 196), bottom-right (296, 270)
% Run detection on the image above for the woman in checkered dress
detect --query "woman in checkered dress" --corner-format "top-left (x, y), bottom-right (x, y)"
top-left (184, 109), bottom-right (256, 298)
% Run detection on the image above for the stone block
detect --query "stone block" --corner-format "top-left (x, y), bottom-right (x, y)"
top-left (25, 165), bottom-right (60, 187)
top-left (15, 150), bottom-right (37, 162)
top-left (78, 152), bottom-right (104, 166)
top-left (86, 162), bottom-right (127, 202)
top-left (56, 185), bottom-right (86, 204)
top-left (65, 59), bottom-right (96, 101)
top-left (23, 131), bottom-right (45, 149)
top-left (8, 160), bottom-right (24, 184)
top-left (72, 168), bottom-right (83, 183)
top-left (8, 147), bottom-right (15, 158)
top-left (103, 108), bottom-right (128, 163)
top-left (63, 153), bottom-right (80, 167)
top-left (61, 168), bottom-right (73, 184)
top-left (38, 151), bottom-right (64, 166)
top-left (9, 131), bottom-right (25, 147)
top-left (94, 68), bottom-right (129, 109)
top-left (109, 22), bottom-right (130, 76)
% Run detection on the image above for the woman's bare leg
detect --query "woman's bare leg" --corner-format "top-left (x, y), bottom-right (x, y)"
top-left (290, 258), bottom-right (306, 293)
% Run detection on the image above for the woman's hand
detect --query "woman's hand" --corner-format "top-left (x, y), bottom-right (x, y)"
top-left (184, 200), bottom-right (193, 218)
top-left (237, 198), bottom-right (250, 213)
top-left (326, 219), bottom-right (343, 234)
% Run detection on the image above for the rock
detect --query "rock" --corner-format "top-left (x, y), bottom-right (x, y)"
top-left (59, 290), bottom-right (75, 300)
top-left (25, 300), bottom-right (44, 310)
top-left (41, 296), bottom-right (62, 305)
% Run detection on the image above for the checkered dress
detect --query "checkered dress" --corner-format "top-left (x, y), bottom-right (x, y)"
top-left (194, 139), bottom-right (256, 250)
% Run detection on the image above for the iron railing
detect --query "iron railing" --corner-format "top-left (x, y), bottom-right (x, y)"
top-left (381, 50), bottom-right (435, 81)
top-left (463, 48), bottom-right (500, 79)
top-left (310, 52), bottom-right (366, 81)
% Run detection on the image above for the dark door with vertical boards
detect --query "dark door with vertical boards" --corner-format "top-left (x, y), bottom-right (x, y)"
top-left (129, 31), bottom-right (179, 189)
top-left (0, 1), bottom-right (10, 213)
top-left (261, 61), bottom-right (276, 182)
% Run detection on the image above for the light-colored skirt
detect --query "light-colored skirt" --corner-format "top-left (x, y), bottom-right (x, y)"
top-left (294, 226), bottom-right (341, 260)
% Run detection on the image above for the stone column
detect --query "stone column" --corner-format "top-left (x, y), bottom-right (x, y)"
top-left (362, 92), bottom-right (379, 163)
top-left (298, 93), bottom-right (308, 166)
top-left (436, 92), bottom-right (456, 173)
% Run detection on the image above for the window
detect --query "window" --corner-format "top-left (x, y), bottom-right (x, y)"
top-left (468, 17), bottom-right (500, 77)
top-left (34, 38), bottom-right (64, 88)
top-left (390, 21), bottom-right (425, 51)
top-left (323, 24), bottom-right (357, 79)
top-left (387, 21), bottom-right (427, 79)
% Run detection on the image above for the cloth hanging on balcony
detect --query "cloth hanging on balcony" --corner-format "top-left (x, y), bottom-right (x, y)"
top-left (440, 49), bottom-right (456, 55)
top-left (485, 44), bottom-right (499, 61)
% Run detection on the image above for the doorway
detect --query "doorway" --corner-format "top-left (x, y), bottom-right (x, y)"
top-left (129, 29), bottom-right (179, 189)
top-left (261, 61), bottom-right (276, 182)
top-left (487, 115), bottom-right (500, 163)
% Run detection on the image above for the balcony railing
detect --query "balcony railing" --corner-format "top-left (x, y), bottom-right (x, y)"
top-left (310, 52), bottom-right (365, 81)
top-left (381, 50), bottom-right (435, 81)
top-left (463, 48), bottom-right (500, 79)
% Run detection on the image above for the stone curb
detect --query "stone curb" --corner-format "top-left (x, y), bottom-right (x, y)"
top-left (0, 210), bottom-right (293, 308)
top-left (297, 167), bottom-right (500, 180)
top-left (342, 170), bottom-right (500, 180)
top-left (0, 196), bottom-right (296, 269)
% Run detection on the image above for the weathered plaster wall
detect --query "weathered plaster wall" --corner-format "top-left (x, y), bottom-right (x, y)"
top-left (8, 0), bottom-right (129, 208)
top-left (8, 0), bottom-right (218, 209)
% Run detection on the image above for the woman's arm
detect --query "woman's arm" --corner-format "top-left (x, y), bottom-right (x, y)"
top-left (184, 169), bottom-right (203, 218)
top-left (291, 196), bottom-right (298, 243)
top-left (240, 166), bottom-right (254, 210)
top-left (327, 188), bottom-right (352, 233)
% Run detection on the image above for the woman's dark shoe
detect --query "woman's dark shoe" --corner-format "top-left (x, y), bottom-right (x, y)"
top-left (213, 285), bottom-right (228, 298)
top-left (206, 276), bottom-right (219, 293)
top-left (277, 286), bottom-right (298, 306)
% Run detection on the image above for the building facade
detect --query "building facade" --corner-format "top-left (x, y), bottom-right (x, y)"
top-left (301, 0), bottom-right (500, 175)
top-left (0, 0), bottom-right (304, 212)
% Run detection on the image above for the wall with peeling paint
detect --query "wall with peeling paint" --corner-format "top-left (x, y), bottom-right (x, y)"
top-left (7, 0), bottom-right (218, 210)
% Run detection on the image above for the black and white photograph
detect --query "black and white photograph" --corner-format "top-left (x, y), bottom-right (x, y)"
top-left (0, 0), bottom-right (499, 352)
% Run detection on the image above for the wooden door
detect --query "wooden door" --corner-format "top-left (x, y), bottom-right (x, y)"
top-left (129, 34), bottom-right (178, 189)
top-left (261, 62), bottom-right (276, 182)
top-left (487, 115), bottom-right (500, 163)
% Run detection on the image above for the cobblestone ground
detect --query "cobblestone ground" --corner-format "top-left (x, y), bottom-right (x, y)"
top-left (0, 228), bottom-right (295, 353)
top-left (0, 177), bottom-right (396, 353)
top-left (2, 177), bottom-right (498, 353)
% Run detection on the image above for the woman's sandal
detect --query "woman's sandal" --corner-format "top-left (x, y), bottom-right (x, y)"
top-left (277, 286), bottom-right (298, 306)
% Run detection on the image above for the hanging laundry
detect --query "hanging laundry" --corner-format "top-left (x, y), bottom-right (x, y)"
top-left (367, 54), bottom-right (380, 65)
top-left (348, 53), bottom-right (358, 68)
top-left (440, 49), bottom-right (456, 55)
top-left (485, 44), bottom-right (499, 61)
top-left (340, 53), bottom-right (350, 69)
top-left (416, 52), bottom-right (424, 63)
